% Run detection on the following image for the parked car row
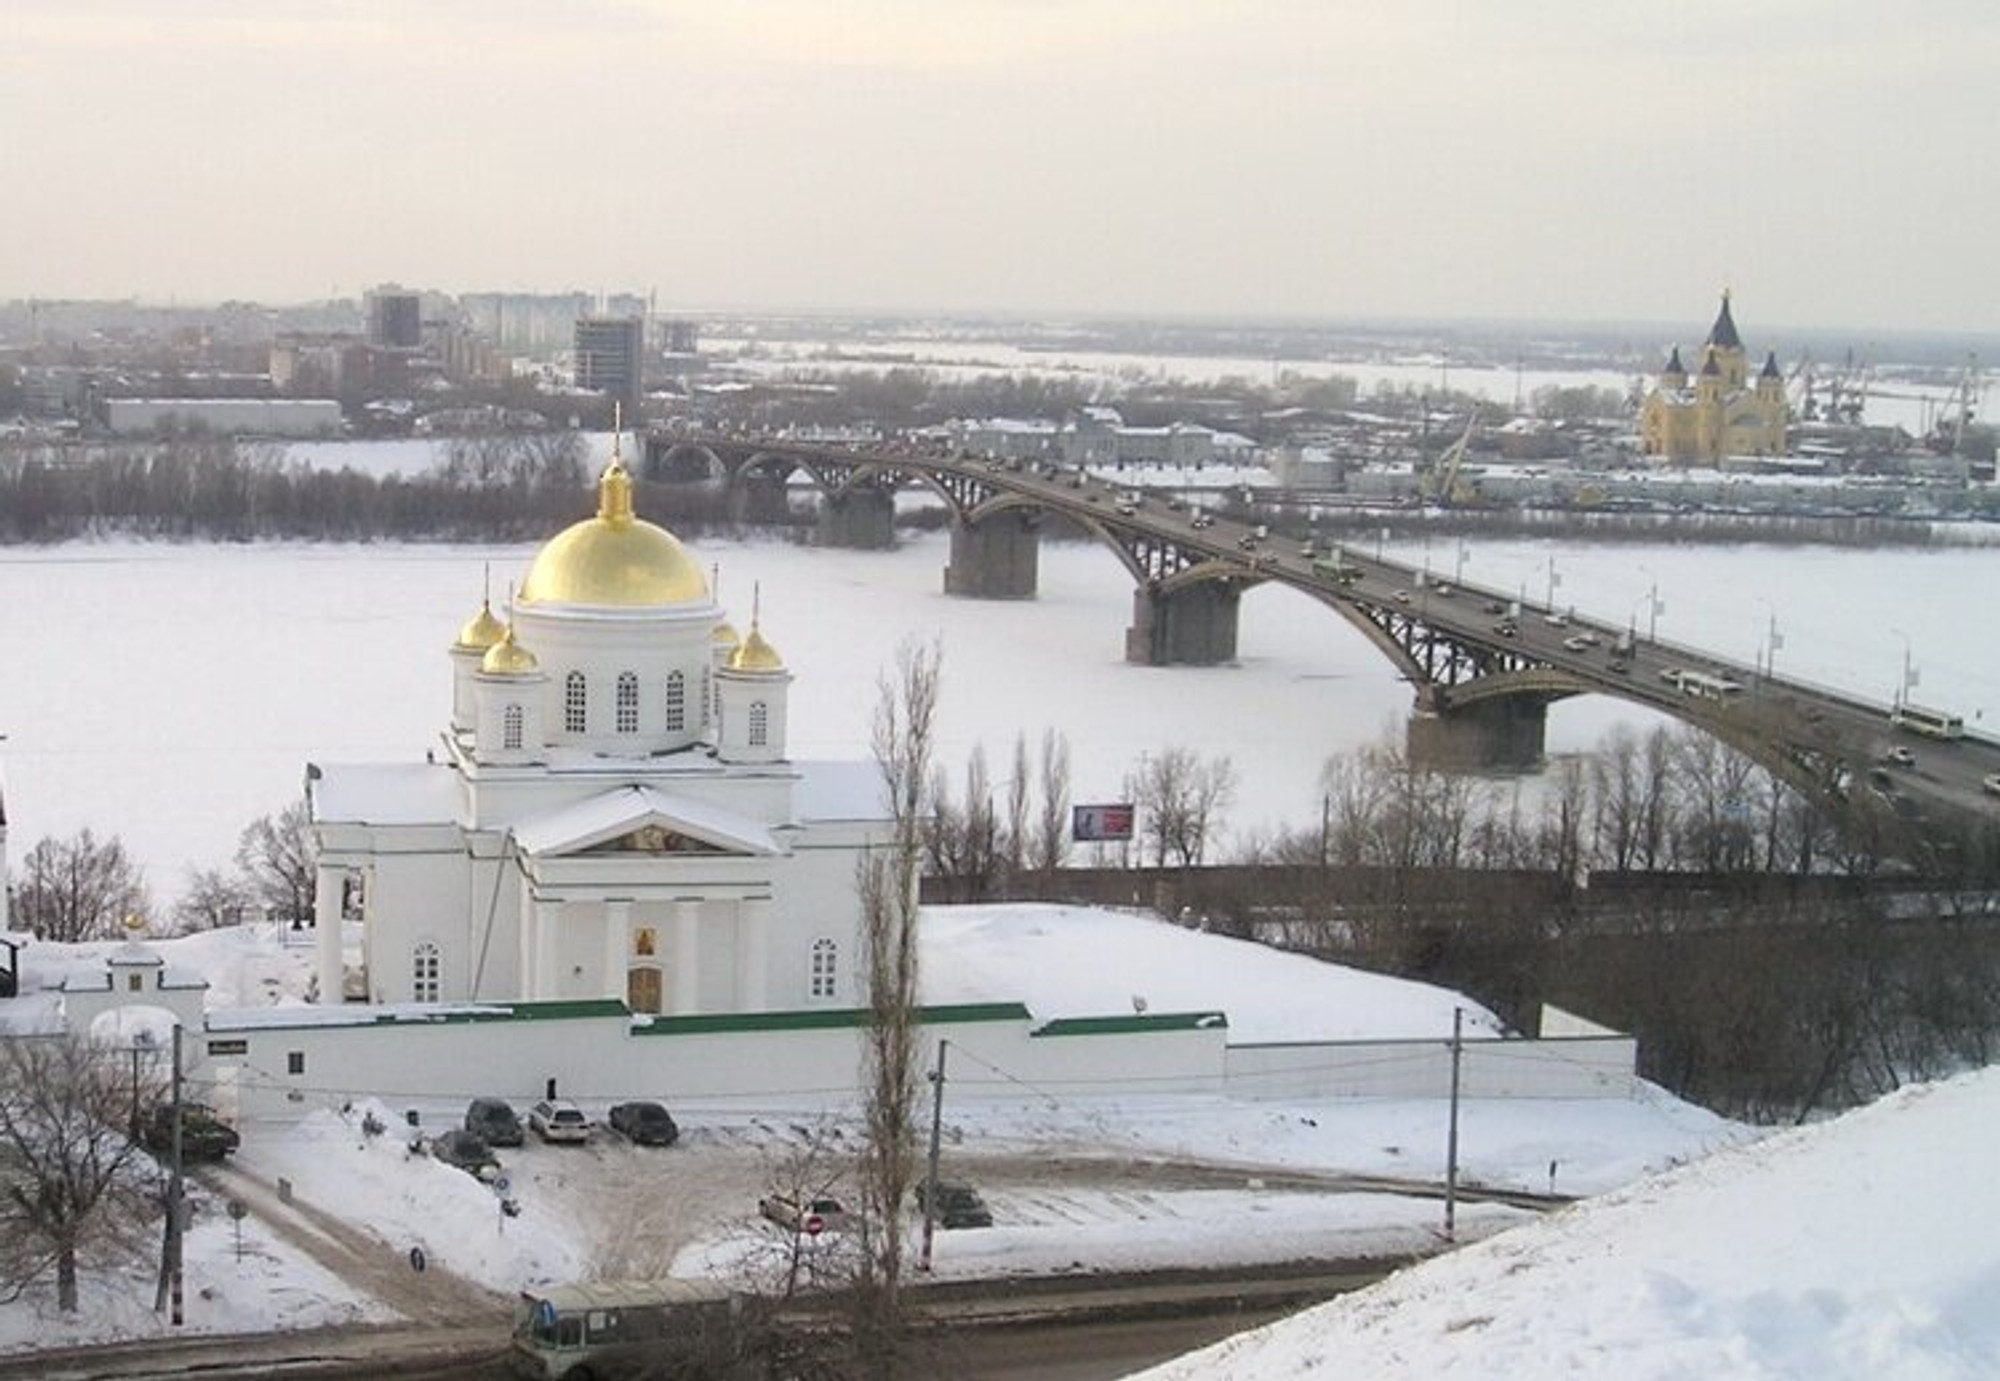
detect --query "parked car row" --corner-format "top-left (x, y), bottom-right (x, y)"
top-left (432, 1097), bottom-right (681, 1179)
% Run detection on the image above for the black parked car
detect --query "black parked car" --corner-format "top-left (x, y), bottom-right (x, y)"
top-left (431, 1129), bottom-right (502, 1181)
top-left (465, 1098), bottom-right (524, 1147)
top-left (141, 1103), bottom-right (240, 1163)
top-left (914, 1180), bottom-right (992, 1229)
top-left (608, 1101), bottom-right (680, 1147)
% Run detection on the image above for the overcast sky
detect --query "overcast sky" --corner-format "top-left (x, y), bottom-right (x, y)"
top-left (4, 1), bottom-right (1994, 332)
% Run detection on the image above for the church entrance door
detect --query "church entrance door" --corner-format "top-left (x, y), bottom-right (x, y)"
top-left (627, 965), bottom-right (663, 1014)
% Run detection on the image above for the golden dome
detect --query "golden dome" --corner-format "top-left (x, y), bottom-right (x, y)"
top-left (480, 625), bottom-right (540, 676)
top-left (454, 599), bottom-right (507, 651)
top-left (729, 625), bottom-right (785, 673)
top-left (518, 460), bottom-right (709, 608)
top-left (712, 620), bottom-right (742, 649)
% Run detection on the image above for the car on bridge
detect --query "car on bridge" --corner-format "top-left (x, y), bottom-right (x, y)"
top-left (1985, 774), bottom-right (2000, 797)
top-left (1882, 746), bottom-right (1917, 768)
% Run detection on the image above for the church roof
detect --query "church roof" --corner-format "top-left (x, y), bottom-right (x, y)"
top-left (512, 785), bottom-right (785, 858)
top-left (1707, 292), bottom-right (1743, 350)
top-left (793, 759), bottom-right (891, 822)
top-left (1761, 350), bottom-right (1782, 379)
top-left (309, 762), bottom-right (461, 826)
top-left (1663, 346), bottom-right (1686, 375)
top-left (518, 456), bottom-right (710, 609)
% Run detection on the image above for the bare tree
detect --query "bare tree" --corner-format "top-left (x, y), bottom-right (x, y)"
top-left (235, 800), bottom-right (316, 926)
top-left (0, 1037), bottom-right (161, 1312)
top-left (1128, 747), bottom-right (1236, 867)
top-left (172, 866), bottom-right (254, 933)
top-left (1029, 728), bottom-right (1072, 873)
top-left (854, 637), bottom-right (940, 1367)
top-left (1003, 733), bottom-right (1030, 879)
top-left (13, 830), bottom-right (150, 942)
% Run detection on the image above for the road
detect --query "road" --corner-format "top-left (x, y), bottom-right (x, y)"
top-left (0, 1260), bottom-right (1388, 1380)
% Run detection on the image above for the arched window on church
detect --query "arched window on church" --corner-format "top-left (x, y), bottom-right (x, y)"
top-left (665, 670), bottom-right (686, 733)
top-left (503, 704), bottom-right (524, 751)
top-left (748, 701), bottom-right (769, 747)
top-left (809, 937), bottom-right (837, 1000)
top-left (616, 671), bottom-right (639, 734)
top-left (413, 942), bottom-right (441, 1003)
top-left (564, 671), bottom-right (587, 734)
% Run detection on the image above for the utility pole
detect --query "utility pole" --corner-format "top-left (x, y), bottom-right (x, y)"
top-left (919, 1039), bottom-right (949, 1272)
top-left (1444, 1008), bottom-right (1463, 1244)
top-left (154, 1024), bottom-right (185, 1322)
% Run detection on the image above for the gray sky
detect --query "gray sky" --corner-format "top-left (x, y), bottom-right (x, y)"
top-left (5, 1), bottom-right (1994, 331)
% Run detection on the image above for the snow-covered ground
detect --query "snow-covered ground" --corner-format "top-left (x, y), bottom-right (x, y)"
top-left (1131, 1067), bottom-right (2000, 1381)
top-left (0, 904), bottom-right (1744, 1353)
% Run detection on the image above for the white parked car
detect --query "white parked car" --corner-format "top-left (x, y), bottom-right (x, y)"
top-left (528, 1099), bottom-right (591, 1144)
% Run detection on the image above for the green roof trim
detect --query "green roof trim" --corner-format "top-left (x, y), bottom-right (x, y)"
top-left (1033, 1011), bottom-right (1229, 1037)
top-left (631, 1001), bottom-right (1031, 1038)
top-left (206, 998), bottom-right (633, 1035)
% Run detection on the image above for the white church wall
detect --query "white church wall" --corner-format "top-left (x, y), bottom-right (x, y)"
top-left (1223, 1036), bottom-right (1638, 1101)
top-left (211, 1002), bottom-right (1234, 1124)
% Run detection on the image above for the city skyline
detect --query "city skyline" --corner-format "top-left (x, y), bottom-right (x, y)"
top-left (5, 1), bottom-right (1996, 334)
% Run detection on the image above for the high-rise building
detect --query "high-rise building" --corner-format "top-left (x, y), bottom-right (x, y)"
top-left (574, 315), bottom-right (645, 416)
top-left (366, 287), bottom-right (422, 351)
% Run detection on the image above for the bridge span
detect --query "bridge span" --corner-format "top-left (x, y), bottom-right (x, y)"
top-left (646, 430), bottom-right (2000, 843)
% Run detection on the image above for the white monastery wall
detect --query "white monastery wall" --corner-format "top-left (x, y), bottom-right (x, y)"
top-left (1224, 1036), bottom-right (1639, 1101)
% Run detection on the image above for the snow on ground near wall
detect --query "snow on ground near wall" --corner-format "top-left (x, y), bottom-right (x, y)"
top-left (233, 1101), bottom-right (588, 1295)
top-left (945, 1091), bottom-right (1743, 1201)
top-left (1129, 1066), bottom-right (2000, 1381)
top-left (0, 1178), bottom-right (390, 1355)
top-left (921, 904), bottom-right (1505, 1042)
top-left (673, 1190), bottom-right (1533, 1287)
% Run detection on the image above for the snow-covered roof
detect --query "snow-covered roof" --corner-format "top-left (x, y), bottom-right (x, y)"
top-left (792, 759), bottom-right (887, 823)
top-left (310, 762), bottom-right (460, 826)
top-left (512, 785), bottom-right (784, 858)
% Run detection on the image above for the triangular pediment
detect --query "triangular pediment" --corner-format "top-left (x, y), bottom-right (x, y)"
top-left (512, 785), bottom-right (784, 860)
top-left (583, 823), bottom-right (730, 856)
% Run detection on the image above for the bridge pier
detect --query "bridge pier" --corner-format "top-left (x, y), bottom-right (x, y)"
top-left (1406, 699), bottom-right (1549, 771)
top-left (729, 471), bottom-right (792, 525)
top-left (814, 488), bottom-right (896, 549)
top-left (1125, 581), bottom-right (1240, 666)
top-left (944, 514), bottom-right (1040, 598)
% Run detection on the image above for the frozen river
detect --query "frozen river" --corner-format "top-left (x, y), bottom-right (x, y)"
top-left (1, 530), bottom-right (1994, 903)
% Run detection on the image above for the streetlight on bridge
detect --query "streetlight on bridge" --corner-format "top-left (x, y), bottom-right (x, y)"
top-left (1635, 565), bottom-right (1665, 641)
top-left (1891, 628), bottom-right (1918, 710)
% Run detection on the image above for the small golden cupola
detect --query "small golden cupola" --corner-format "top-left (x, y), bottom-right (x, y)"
top-left (729, 588), bottom-right (785, 673)
top-left (714, 585), bottom-right (791, 764)
top-left (455, 598), bottom-right (506, 652)
top-left (481, 623), bottom-right (541, 676)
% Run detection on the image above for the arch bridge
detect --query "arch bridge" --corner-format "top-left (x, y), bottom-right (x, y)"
top-left (644, 430), bottom-right (2000, 841)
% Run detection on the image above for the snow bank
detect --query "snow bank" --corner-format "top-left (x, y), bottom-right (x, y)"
top-left (1132, 1067), bottom-right (2000, 1380)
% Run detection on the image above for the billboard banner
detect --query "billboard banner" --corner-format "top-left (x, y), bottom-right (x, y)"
top-left (1072, 803), bottom-right (1135, 842)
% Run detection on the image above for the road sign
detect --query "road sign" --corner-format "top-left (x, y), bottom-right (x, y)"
top-left (493, 1175), bottom-right (512, 1197)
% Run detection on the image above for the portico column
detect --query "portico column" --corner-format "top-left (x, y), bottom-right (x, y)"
top-left (736, 898), bottom-right (770, 1011)
top-left (672, 899), bottom-right (700, 1015)
top-left (602, 901), bottom-right (631, 1003)
top-left (532, 898), bottom-right (561, 1001)
top-left (313, 864), bottom-right (344, 1005)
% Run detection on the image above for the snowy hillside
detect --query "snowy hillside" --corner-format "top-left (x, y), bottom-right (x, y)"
top-left (1131, 1067), bottom-right (2000, 1380)
top-left (920, 904), bottom-right (1505, 1043)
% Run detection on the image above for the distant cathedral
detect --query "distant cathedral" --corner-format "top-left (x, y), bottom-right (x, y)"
top-left (1639, 292), bottom-right (1789, 463)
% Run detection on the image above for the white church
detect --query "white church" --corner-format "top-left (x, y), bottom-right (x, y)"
top-left (307, 447), bottom-right (890, 1018)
